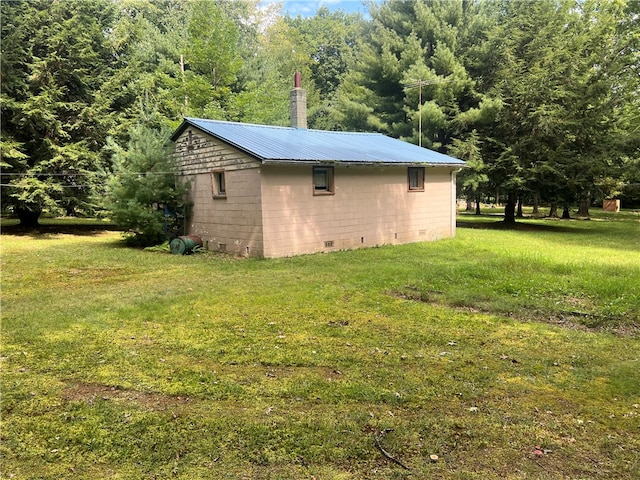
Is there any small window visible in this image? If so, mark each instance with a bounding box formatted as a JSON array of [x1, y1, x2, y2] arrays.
[[211, 170, 226, 198], [313, 166, 334, 195], [408, 167, 425, 191], [187, 130, 194, 149]]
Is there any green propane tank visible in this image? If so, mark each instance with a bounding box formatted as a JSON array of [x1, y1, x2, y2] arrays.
[[170, 235, 203, 255]]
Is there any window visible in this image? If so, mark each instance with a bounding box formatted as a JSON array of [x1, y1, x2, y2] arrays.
[[313, 166, 334, 195], [211, 170, 226, 198], [408, 167, 425, 191], [187, 130, 194, 149]]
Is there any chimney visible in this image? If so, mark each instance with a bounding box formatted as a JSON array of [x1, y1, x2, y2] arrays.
[[289, 71, 307, 129]]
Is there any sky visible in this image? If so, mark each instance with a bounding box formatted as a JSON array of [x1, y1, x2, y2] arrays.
[[260, 0, 378, 18]]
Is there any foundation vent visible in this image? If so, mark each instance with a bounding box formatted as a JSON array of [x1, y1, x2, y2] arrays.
[[324, 240, 334, 248]]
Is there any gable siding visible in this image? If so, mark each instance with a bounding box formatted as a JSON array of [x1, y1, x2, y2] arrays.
[[174, 129, 264, 256], [260, 165, 455, 258], [174, 129, 259, 174]]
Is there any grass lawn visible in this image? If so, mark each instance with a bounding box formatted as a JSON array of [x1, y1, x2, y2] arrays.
[[1, 211, 639, 479]]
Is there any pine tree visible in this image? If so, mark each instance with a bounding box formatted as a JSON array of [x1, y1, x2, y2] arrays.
[[486, 0, 638, 221], [450, 130, 488, 214], [330, 0, 500, 152], [106, 112, 188, 247], [1, 0, 116, 226]]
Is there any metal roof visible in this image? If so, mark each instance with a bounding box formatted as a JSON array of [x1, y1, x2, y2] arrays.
[[171, 117, 466, 167]]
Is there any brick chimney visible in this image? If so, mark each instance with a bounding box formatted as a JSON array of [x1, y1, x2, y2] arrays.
[[289, 71, 307, 129]]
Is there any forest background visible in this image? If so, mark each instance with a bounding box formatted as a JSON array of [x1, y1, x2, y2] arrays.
[[1, 0, 639, 229]]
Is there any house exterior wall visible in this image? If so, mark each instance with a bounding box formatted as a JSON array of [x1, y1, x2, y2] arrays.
[[173, 129, 264, 257], [173, 127, 458, 259], [260, 164, 456, 258]]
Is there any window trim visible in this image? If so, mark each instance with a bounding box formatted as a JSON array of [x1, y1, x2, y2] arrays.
[[312, 166, 335, 195], [408, 167, 425, 192], [211, 170, 226, 198]]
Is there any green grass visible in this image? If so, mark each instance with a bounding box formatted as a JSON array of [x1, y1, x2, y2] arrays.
[[1, 212, 639, 479]]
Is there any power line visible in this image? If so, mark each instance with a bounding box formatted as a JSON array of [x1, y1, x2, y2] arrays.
[[0, 183, 95, 188], [0, 172, 179, 176]]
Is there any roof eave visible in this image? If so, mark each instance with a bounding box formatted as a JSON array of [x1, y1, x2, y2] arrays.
[[261, 159, 467, 168], [169, 119, 190, 142]]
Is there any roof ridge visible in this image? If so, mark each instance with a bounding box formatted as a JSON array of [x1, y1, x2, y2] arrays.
[[185, 117, 383, 137], [185, 117, 290, 130]]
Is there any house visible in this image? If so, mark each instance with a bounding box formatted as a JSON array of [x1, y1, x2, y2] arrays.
[[170, 75, 465, 258]]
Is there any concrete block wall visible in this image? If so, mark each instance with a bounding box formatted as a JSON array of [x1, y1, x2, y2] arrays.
[[174, 129, 265, 257], [260, 165, 455, 258], [174, 128, 458, 259], [185, 168, 264, 257], [174, 129, 258, 174]]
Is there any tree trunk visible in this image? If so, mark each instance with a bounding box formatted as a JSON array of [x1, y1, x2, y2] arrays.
[[16, 207, 41, 228], [504, 191, 517, 224], [562, 205, 571, 219], [532, 192, 539, 215], [578, 191, 591, 217], [516, 194, 524, 218], [466, 198, 473, 211], [548, 202, 558, 218], [475, 196, 481, 215]]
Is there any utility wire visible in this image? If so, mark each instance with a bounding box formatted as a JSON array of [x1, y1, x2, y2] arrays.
[[1, 183, 97, 188], [0, 172, 179, 176]]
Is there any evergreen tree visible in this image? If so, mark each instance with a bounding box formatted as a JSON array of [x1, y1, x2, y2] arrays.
[[450, 130, 487, 214], [106, 113, 188, 247], [1, 0, 116, 226], [330, 0, 500, 152], [486, 0, 638, 221]]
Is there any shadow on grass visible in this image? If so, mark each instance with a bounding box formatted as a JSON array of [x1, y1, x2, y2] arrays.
[[1, 222, 122, 238], [457, 216, 594, 234]]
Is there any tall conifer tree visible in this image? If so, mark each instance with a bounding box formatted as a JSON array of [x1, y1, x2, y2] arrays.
[[1, 0, 116, 226]]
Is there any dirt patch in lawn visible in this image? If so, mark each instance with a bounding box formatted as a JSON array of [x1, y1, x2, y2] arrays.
[[387, 286, 638, 336], [63, 382, 193, 410]]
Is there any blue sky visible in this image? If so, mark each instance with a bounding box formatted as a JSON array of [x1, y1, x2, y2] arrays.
[[261, 0, 378, 18]]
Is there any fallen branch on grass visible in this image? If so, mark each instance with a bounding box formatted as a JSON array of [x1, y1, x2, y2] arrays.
[[375, 428, 411, 471]]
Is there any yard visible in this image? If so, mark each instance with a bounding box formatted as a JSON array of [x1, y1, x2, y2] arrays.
[[1, 212, 639, 479]]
